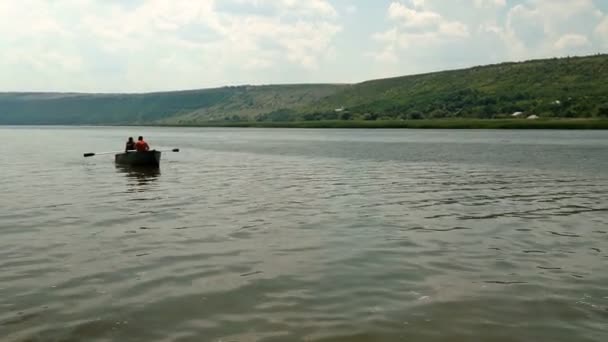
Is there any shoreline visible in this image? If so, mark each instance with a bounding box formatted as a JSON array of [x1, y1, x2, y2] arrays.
[[3, 119, 608, 129], [155, 118, 608, 129]]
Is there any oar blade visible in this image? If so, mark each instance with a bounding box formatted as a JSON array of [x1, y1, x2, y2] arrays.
[[172, 148, 180, 152], [83, 153, 95, 157]]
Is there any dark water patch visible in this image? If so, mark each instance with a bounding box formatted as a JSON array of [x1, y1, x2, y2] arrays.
[[484, 281, 529, 285], [172, 226, 190, 230], [1, 311, 41, 327], [424, 213, 455, 219], [406, 226, 472, 233], [275, 246, 323, 253], [549, 231, 581, 238]]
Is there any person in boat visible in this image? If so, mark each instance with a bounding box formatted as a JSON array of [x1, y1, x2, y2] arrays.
[[135, 136, 150, 152], [125, 137, 136, 151]]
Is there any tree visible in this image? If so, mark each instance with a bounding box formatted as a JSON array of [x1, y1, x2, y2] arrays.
[[363, 113, 378, 121], [597, 103, 608, 117], [340, 112, 353, 120], [408, 111, 423, 120]]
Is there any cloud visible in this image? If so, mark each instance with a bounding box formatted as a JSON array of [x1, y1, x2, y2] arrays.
[[506, 4, 546, 50], [372, 2, 470, 64], [473, 0, 506, 8], [219, 0, 338, 18], [438, 21, 469, 38], [508, 0, 600, 35], [499, 0, 604, 59], [383, 2, 470, 40], [595, 17, 608, 46], [1, 0, 607, 92], [554, 34, 590, 50], [0, 0, 342, 91], [299, 0, 339, 17], [411, 0, 426, 8], [265, 0, 338, 18], [388, 2, 442, 28]]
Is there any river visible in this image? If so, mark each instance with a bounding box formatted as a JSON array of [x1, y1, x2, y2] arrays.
[[1, 127, 607, 341]]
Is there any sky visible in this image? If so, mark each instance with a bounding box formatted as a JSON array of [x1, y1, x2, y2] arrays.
[[1, 0, 607, 92]]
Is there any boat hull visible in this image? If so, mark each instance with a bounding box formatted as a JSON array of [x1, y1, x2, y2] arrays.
[[115, 151, 161, 167]]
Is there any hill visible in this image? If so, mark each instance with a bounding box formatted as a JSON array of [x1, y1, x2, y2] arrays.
[[1, 54, 607, 125], [0, 84, 347, 125], [295, 54, 608, 121]]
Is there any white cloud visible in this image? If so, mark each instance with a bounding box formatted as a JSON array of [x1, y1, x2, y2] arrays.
[[272, 0, 338, 18], [473, 0, 506, 8], [0, 0, 342, 91], [1, 0, 606, 92], [223, 0, 337, 18], [367, 45, 398, 64], [554, 34, 590, 50], [367, 0, 605, 81], [371, 2, 470, 64], [438, 21, 469, 38], [501, 0, 603, 59], [410, 0, 426, 9], [595, 17, 608, 46], [388, 2, 442, 28]]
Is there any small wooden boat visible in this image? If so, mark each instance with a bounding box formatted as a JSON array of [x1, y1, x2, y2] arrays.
[[115, 150, 161, 167]]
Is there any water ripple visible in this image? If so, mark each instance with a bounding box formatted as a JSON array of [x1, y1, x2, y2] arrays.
[[1, 128, 607, 341]]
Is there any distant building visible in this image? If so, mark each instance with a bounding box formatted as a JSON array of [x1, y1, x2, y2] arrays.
[[334, 107, 345, 112], [527, 115, 539, 120], [512, 111, 523, 117]]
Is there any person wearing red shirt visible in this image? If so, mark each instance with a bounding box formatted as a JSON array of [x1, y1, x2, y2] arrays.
[[135, 136, 150, 152]]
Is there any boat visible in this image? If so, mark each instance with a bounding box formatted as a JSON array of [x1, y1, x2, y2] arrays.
[[115, 150, 161, 167]]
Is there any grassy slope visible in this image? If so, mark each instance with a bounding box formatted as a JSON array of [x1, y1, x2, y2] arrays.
[[0, 84, 346, 125], [1, 54, 607, 125], [301, 55, 608, 119], [160, 84, 347, 124], [0, 88, 235, 124]]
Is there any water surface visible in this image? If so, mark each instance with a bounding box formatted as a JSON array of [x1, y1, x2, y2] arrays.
[[1, 127, 607, 341]]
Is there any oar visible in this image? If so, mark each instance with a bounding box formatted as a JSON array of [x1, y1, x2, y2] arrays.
[[83, 150, 124, 157], [83, 148, 179, 157], [150, 148, 180, 153]]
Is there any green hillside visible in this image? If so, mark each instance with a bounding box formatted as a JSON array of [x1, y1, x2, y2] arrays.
[[0, 84, 346, 125], [162, 84, 347, 124], [294, 54, 608, 121], [1, 54, 607, 125]]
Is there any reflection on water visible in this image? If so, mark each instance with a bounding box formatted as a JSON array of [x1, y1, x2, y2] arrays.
[[115, 165, 160, 192]]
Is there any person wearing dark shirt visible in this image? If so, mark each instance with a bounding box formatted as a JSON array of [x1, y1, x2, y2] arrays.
[[135, 136, 150, 152], [125, 137, 136, 151]]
